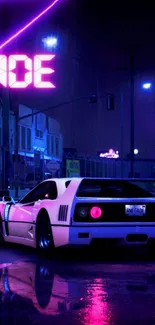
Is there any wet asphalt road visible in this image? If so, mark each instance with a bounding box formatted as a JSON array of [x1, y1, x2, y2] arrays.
[[1, 244, 155, 324]]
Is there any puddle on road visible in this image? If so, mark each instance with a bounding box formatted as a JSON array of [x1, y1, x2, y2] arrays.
[[0, 263, 12, 269], [0, 260, 155, 324]]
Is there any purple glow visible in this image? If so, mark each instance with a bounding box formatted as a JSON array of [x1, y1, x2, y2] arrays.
[[0, 0, 59, 50], [0, 54, 55, 88]]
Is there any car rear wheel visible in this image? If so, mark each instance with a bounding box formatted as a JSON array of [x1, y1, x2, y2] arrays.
[[36, 210, 54, 254]]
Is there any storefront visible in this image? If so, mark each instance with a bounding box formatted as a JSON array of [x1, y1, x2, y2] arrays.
[[9, 154, 61, 188]]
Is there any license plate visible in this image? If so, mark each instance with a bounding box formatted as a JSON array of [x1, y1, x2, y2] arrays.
[[125, 205, 146, 216]]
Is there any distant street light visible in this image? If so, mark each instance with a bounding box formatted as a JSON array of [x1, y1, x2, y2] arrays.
[[134, 148, 139, 155], [42, 36, 58, 49], [142, 82, 152, 90]]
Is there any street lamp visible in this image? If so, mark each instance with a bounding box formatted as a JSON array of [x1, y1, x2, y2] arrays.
[[142, 82, 152, 90], [42, 36, 58, 49], [134, 148, 139, 155]]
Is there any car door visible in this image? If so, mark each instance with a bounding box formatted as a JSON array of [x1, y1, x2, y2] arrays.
[[8, 181, 58, 239]]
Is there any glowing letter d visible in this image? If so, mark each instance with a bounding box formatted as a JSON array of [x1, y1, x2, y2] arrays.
[[9, 55, 32, 88]]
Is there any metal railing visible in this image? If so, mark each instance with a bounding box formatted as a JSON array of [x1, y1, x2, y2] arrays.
[[0, 147, 155, 199]]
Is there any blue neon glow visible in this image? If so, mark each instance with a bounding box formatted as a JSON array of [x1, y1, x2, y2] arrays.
[[142, 83, 152, 89], [42, 36, 58, 49]]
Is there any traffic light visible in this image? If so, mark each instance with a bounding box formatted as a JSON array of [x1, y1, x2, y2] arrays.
[[89, 95, 97, 104], [107, 93, 114, 110]]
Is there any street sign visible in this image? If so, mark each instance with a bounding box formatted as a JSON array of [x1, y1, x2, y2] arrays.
[[66, 159, 80, 177], [46, 160, 59, 173]]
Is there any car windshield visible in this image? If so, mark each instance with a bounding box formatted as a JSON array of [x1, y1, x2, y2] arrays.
[[76, 179, 155, 198]]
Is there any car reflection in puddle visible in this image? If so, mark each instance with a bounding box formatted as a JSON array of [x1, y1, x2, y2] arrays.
[[1, 261, 155, 324], [0, 261, 86, 318]]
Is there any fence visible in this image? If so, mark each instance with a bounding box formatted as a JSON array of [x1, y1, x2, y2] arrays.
[[63, 155, 155, 179], [0, 148, 155, 198]]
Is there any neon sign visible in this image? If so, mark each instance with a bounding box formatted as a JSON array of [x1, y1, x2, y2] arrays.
[[0, 0, 59, 50], [99, 149, 119, 159], [0, 54, 55, 88]]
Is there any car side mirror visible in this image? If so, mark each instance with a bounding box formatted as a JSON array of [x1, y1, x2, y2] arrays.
[[2, 196, 13, 202]]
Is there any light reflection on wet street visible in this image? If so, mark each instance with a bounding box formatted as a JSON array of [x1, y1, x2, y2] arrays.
[[1, 245, 155, 324]]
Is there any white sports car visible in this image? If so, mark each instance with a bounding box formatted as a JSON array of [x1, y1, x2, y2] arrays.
[[0, 177, 155, 251]]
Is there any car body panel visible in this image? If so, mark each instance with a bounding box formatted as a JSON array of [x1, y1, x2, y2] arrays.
[[0, 178, 82, 247], [1, 177, 155, 248]]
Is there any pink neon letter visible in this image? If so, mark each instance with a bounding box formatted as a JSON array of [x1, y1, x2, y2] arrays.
[[0, 55, 7, 87], [34, 55, 55, 88], [9, 55, 32, 88]]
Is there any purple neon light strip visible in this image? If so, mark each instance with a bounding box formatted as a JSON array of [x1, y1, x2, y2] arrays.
[[0, 0, 59, 50]]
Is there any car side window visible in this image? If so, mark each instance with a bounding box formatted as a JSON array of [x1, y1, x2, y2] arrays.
[[43, 181, 57, 200], [20, 181, 57, 204]]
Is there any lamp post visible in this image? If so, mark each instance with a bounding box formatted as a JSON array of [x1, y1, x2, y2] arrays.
[[120, 93, 124, 178], [0, 6, 11, 190], [130, 53, 135, 178]]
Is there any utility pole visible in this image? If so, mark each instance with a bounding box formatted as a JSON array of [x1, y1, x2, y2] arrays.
[[1, 89, 10, 189], [120, 93, 124, 178], [0, 6, 11, 190], [130, 53, 135, 178], [14, 101, 19, 199]]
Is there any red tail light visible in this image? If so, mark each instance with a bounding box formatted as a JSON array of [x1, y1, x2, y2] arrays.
[[90, 206, 102, 219]]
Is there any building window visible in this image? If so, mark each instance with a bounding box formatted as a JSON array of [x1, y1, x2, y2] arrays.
[[35, 129, 43, 139], [35, 115, 37, 129], [51, 135, 54, 155], [47, 134, 50, 155], [46, 116, 49, 132], [21, 126, 26, 150], [35, 129, 39, 137], [35, 114, 43, 139], [18, 125, 20, 149], [55, 137, 59, 157], [27, 128, 31, 150]]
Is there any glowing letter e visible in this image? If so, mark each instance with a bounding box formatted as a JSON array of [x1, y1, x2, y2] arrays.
[[9, 55, 32, 88], [34, 55, 55, 88], [0, 55, 7, 87]]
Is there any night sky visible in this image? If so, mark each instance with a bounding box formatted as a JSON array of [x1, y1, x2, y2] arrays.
[[1, 0, 155, 158]]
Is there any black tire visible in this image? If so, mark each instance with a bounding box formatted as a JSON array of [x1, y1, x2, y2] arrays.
[[36, 210, 54, 255]]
